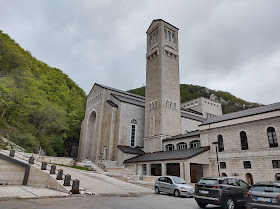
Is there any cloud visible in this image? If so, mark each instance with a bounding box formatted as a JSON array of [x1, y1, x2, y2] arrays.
[[0, 0, 279, 104]]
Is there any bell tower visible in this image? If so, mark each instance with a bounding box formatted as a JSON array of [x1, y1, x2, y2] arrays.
[[144, 19, 181, 153]]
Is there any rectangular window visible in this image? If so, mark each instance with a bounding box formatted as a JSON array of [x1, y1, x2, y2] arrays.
[[150, 35, 152, 45], [142, 164, 147, 175], [243, 161, 251, 169], [272, 160, 280, 168], [156, 30, 158, 41], [131, 125, 136, 147], [168, 31, 171, 41], [164, 29, 167, 39], [171, 33, 175, 43], [220, 162, 226, 169]]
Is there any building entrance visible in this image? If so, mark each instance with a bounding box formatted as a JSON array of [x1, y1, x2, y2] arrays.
[[151, 164, 162, 176], [190, 163, 203, 183]]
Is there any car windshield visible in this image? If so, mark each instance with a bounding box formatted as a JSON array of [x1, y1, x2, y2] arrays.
[[251, 185, 280, 192], [171, 176, 186, 184], [198, 179, 219, 185]]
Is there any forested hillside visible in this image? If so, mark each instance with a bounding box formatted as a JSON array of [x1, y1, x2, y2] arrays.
[[129, 84, 261, 114], [0, 31, 86, 156]]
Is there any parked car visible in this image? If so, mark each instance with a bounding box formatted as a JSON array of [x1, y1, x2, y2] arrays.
[[194, 176, 250, 209], [154, 176, 194, 197], [246, 181, 280, 209]]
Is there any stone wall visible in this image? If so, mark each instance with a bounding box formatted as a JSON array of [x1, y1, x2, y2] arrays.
[[181, 117, 201, 133], [0, 158, 25, 185], [201, 116, 280, 183]]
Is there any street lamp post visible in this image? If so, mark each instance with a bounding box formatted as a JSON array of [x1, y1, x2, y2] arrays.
[[212, 141, 220, 177]]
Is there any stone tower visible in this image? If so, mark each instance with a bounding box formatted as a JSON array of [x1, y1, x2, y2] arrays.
[[144, 19, 181, 153]]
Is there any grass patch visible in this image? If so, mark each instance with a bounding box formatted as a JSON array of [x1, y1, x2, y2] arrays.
[[54, 163, 92, 171]]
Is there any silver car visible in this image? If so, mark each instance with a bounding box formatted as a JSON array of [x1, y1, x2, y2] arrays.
[[155, 176, 194, 197]]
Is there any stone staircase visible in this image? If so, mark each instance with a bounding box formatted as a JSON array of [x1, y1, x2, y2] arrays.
[[95, 160, 155, 189]]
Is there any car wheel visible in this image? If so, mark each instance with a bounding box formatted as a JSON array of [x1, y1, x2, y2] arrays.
[[197, 202, 207, 208], [174, 189, 180, 197], [155, 187, 160, 194], [224, 197, 235, 209]]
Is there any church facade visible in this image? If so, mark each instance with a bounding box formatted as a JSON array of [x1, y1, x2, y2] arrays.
[[78, 19, 280, 184]]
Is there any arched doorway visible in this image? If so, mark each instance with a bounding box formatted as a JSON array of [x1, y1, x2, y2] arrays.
[[275, 173, 280, 181], [87, 111, 97, 161], [245, 173, 254, 185], [221, 173, 227, 177]]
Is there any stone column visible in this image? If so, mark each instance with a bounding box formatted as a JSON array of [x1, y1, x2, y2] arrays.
[[146, 163, 151, 176], [161, 163, 166, 176], [71, 179, 80, 194], [9, 150, 15, 157], [184, 162, 191, 184], [41, 162, 47, 170], [108, 107, 117, 160], [180, 162, 184, 179]]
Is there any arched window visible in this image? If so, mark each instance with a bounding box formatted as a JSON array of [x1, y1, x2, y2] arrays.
[[190, 140, 201, 148], [267, 127, 278, 147], [275, 173, 280, 181], [130, 120, 137, 147], [170, 102, 173, 108], [245, 173, 254, 185], [174, 103, 176, 110], [177, 142, 187, 150], [166, 100, 169, 107], [165, 144, 174, 151], [217, 134, 224, 152], [240, 131, 248, 150]]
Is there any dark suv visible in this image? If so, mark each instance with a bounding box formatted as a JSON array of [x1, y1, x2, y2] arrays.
[[246, 181, 280, 209], [194, 177, 250, 209]]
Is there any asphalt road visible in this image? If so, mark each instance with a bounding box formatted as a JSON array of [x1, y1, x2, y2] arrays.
[[0, 194, 222, 209]]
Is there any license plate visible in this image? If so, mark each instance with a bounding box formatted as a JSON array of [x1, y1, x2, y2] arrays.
[[199, 190, 209, 194], [257, 197, 272, 202]]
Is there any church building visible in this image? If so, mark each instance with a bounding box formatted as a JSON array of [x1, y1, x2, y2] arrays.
[[78, 19, 280, 184]]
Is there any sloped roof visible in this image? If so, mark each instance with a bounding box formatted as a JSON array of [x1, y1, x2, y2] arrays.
[[112, 94, 145, 107], [106, 100, 118, 108], [93, 83, 145, 100], [117, 145, 145, 155], [200, 102, 280, 126], [181, 107, 203, 116], [124, 146, 210, 163], [147, 19, 179, 33], [163, 130, 200, 142], [181, 111, 206, 122]]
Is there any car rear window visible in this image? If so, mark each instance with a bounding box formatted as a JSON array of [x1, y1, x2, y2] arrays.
[[198, 179, 219, 185], [251, 185, 280, 192]]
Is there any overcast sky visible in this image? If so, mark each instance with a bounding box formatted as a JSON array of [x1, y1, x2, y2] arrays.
[[1, 0, 280, 104]]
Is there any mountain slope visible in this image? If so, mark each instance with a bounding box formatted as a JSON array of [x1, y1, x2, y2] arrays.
[[128, 84, 261, 114], [0, 30, 86, 156]]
